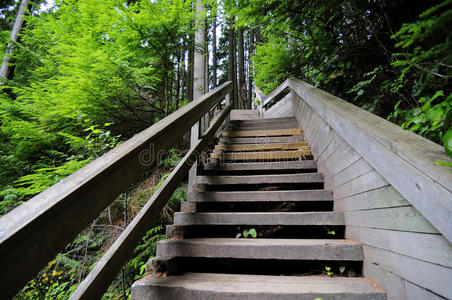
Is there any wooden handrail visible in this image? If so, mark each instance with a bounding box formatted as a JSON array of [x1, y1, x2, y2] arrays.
[[287, 77, 452, 243], [0, 81, 232, 299], [70, 104, 232, 299]]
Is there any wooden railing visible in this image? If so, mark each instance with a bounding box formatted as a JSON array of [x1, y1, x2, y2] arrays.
[[256, 77, 452, 243], [0, 82, 232, 299]]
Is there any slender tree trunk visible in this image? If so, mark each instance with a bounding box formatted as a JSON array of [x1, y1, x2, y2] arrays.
[[0, 0, 29, 82], [228, 18, 238, 109], [248, 28, 255, 105], [187, 32, 195, 102], [193, 0, 206, 100], [238, 27, 247, 109], [176, 50, 181, 110], [204, 15, 209, 92], [212, 10, 217, 87]]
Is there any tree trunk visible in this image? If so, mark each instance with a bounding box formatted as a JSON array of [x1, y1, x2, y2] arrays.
[[0, 0, 29, 82], [187, 32, 195, 102], [238, 27, 247, 109], [204, 15, 209, 92], [193, 0, 206, 100], [248, 28, 255, 106], [228, 18, 238, 109], [212, 10, 217, 87]]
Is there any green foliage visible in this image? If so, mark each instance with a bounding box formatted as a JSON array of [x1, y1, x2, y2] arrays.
[[237, 228, 257, 238], [325, 266, 333, 276]]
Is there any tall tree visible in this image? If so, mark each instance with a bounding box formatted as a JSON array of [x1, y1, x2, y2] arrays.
[[212, 7, 218, 87], [0, 0, 29, 82], [237, 26, 247, 109], [228, 18, 238, 108], [248, 28, 255, 105], [193, 0, 206, 99]]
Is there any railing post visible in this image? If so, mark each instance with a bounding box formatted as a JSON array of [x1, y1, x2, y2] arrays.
[[255, 86, 266, 118], [188, 121, 200, 198]]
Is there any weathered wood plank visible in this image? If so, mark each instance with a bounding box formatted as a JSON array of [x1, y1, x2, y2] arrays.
[[189, 190, 333, 202], [197, 173, 323, 185], [215, 142, 308, 152], [174, 212, 345, 226], [335, 185, 408, 212], [333, 170, 388, 200], [264, 93, 293, 118], [230, 109, 259, 121], [228, 122, 297, 130], [347, 226, 452, 268], [204, 160, 316, 172], [0, 81, 232, 299], [328, 158, 373, 191], [156, 238, 363, 261], [323, 142, 361, 185], [363, 260, 444, 300], [210, 150, 311, 160], [223, 128, 302, 137], [289, 77, 452, 242], [262, 79, 290, 108], [69, 104, 233, 300], [344, 206, 438, 233], [219, 136, 304, 144], [363, 245, 452, 299]]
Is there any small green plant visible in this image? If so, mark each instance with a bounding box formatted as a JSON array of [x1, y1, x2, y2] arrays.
[[325, 266, 333, 276], [324, 226, 335, 236], [339, 265, 346, 274], [236, 228, 257, 238]]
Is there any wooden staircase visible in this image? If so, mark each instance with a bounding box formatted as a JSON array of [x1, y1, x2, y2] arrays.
[[131, 116, 386, 299]]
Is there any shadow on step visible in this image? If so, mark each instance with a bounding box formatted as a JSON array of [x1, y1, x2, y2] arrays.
[[169, 225, 345, 239], [156, 258, 362, 278]]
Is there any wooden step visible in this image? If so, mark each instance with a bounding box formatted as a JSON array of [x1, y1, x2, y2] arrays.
[[210, 150, 310, 160], [132, 273, 386, 300], [227, 122, 298, 130], [197, 173, 323, 185], [155, 238, 363, 261], [188, 190, 333, 202], [219, 136, 304, 144], [174, 212, 344, 226], [230, 117, 297, 124], [222, 128, 302, 137], [204, 161, 316, 172], [215, 142, 308, 152]]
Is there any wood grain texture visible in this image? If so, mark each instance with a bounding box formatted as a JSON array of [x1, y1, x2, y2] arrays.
[[344, 206, 438, 233], [289, 77, 452, 242], [210, 150, 311, 160], [223, 128, 302, 137], [197, 173, 323, 185], [215, 142, 308, 152], [347, 226, 452, 268], [363, 245, 452, 299], [363, 260, 444, 300]]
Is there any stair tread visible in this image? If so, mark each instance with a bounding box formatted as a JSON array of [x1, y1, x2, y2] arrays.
[[197, 173, 323, 185], [215, 142, 309, 152], [174, 212, 344, 225], [219, 136, 304, 144], [132, 273, 386, 300], [204, 160, 316, 171], [189, 190, 333, 202], [156, 238, 363, 261], [223, 128, 302, 137]]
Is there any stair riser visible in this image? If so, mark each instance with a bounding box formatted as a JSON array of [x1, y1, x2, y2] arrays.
[[197, 173, 323, 185], [174, 212, 345, 226], [155, 240, 363, 261], [188, 190, 333, 202]]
